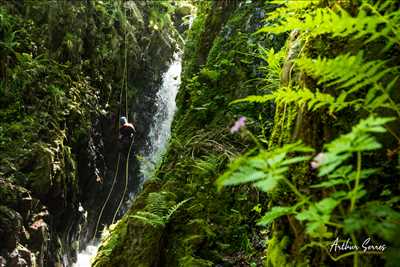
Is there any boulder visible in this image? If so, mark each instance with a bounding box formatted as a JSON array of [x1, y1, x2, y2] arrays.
[[0, 206, 23, 251]]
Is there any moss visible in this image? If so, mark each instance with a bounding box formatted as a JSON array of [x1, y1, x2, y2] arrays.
[[0, 179, 27, 208], [93, 209, 164, 267], [269, 104, 297, 148], [178, 256, 214, 267], [1, 0, 181, 264], [264, 234, 291, 267]]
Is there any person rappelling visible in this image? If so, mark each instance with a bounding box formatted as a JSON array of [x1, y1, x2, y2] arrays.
[[118, 116, 135, 154], [94, 116, 135, 240]]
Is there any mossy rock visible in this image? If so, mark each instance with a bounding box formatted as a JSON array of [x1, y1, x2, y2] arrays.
[[0, 205, 23, 251], [175, 5, 192, 18], [178, 255, 214, 267], [0, 179, 27, 208], [28, 143, 54, 196], [93, 217, 164, 267], [129, 179, 162, 212]]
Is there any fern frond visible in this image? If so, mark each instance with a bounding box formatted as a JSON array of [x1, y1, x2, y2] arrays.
[[319, 116, 395, 176], [258, 46, 285, 90], [164, 198, 192, 222], [216, 141, 314, 192], [259, 4, 400, 48], [130, 211, 165, 227], [231, 94, 275, 104], [296, 52, 395, 94], [266, 0, 319, 21], [146, 192, 170, 216], [269, 0, 319, 9], [232, 87, 355, 114], [130, 194, 190, 227]]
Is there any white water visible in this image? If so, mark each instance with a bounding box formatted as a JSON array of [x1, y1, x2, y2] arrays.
[[72, 54, 182, 267], [140, 53, 182, 179], [71, 243, 99, 267]]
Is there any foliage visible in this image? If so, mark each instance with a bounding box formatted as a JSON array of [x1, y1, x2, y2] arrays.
[[257, 46, 285, 91], [234, 48, 399, 117], [0, 0, 180, 265], [235, 1, 400, 121], [104, 2, 284, 265], [219, 116, 400, 262], [222, 1, 400, 265], [92, 0, 400, 266], [130, 192, 191, 228], [216, 142, 313, 192], [232, 86, 345, 114], [259, 1, 400, 49]]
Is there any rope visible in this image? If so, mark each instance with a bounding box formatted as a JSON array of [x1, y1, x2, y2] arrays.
[[124, 5, 128, 121], [111, 3, 131, 223], [92, 153, 121, 240], [122, 0, 129, 120], [112, 137, 134, 224], [93, 0, 131, 237], [110, 3, 132, 224]]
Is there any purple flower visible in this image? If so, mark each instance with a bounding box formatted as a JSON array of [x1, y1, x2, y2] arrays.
[[230, 116, 246, 133], [311, 153, 326, 169]]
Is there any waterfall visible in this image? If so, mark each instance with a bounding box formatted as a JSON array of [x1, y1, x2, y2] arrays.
[[140, 53, 182, 180], [72, 53, 182, 267], [72, 243, 98, 267]]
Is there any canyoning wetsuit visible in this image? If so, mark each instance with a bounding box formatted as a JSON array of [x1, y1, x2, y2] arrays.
[[119, 123, 135, 154]]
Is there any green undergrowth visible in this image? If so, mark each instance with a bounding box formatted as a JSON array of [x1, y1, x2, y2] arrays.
[[218, 1, 400, 266], [0, 0, 181, 264], [95, 1, 400, 266], [94, 1, 286, 266]]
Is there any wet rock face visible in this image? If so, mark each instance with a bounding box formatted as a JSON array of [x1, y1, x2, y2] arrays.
[[1, 0, 180, 265], [8, 245, 33, 267], [77, 49, 176, 246], [0, 179, 53, 266], [0, 206, 23, 251]]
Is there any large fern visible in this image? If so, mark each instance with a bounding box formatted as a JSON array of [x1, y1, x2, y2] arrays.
[[258, 47, 286, 91], [234, 51, 399, 114], [232, 86, 353, 114], [259, 2, 400, 49], [296, 52, 396, 93], [130, 191, 191, 228], [146, 192, 171, 216]]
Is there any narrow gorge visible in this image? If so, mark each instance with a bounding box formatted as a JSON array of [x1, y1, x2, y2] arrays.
[[1, 1, 399, 267]]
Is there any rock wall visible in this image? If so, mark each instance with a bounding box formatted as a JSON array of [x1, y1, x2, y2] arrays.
[[0, 1, 183, 265]]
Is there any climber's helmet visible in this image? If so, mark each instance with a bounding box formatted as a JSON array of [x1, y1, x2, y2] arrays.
[[120, 116, 127, 125]]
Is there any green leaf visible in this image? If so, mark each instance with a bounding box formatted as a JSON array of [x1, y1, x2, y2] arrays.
[[318, 116, 394, 176], [344, 202, 400, 241], [230, 94, 275, 105], [220, 168, 266, 186], [217, 141, 313, 192], [315, 198, 338, 213], [318, 154, 351, 177], [310, 179, 347, 188], [257, 206, 295, 226], [296, 206, 319, 222], [254, 178, 278, 192]]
